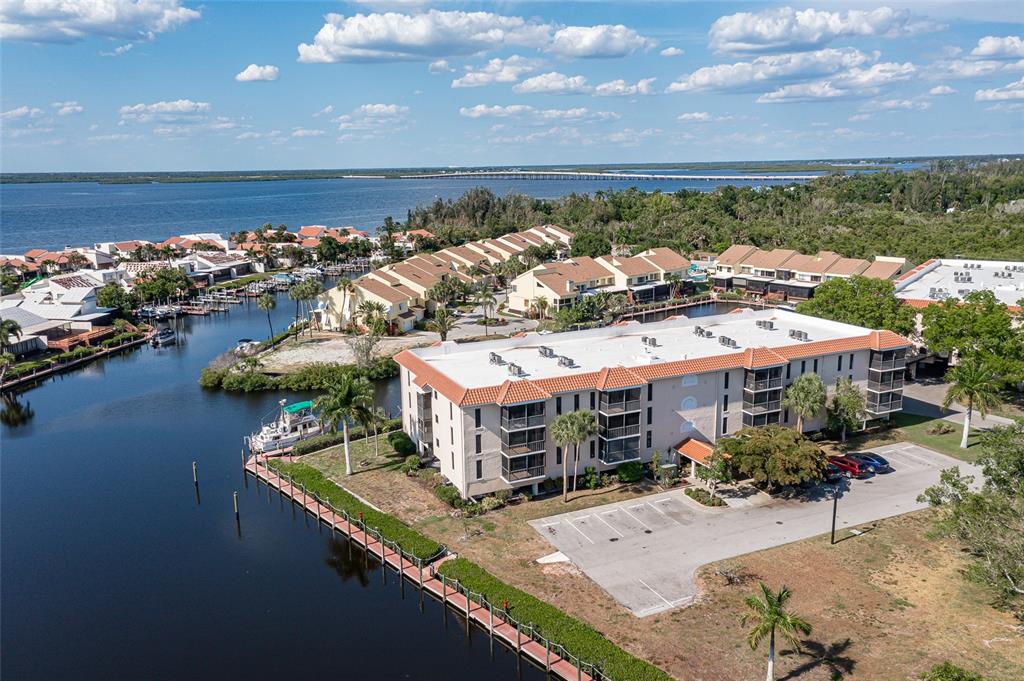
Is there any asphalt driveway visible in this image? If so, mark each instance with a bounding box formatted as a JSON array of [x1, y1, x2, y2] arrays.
[[530, 443, 982, 617]]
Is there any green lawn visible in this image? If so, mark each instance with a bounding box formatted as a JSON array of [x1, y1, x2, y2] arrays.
[[845, 412, 985, 462]]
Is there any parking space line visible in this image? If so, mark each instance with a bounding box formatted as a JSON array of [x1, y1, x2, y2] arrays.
[[540, 521, 561, 527], [637, 579, 673, 608], [646, 501, 681, 525], [566, 517, 595, 544], [620, 506, 653, 531], [595, 512, 624, 536]]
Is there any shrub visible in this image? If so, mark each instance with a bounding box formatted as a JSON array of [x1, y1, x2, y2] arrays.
[[437, 558, 672, 681], [600, 473, 616, 488], [480, 496, 504, 513], [616, 461, 644, 483], [685, 487, 727, 507], [434, 484, 464, 508], [461, 502, 483, 517], [220, 370, 276, 392], [920, 662, 986, 681], [926, 422, 956, 436], [390, 431, 416, 456], [400, 454, 421, 475], [268, 461, 441, 560], [291, 432, 346, 456], [580, 466, 602, 490], [494, 489, 511, 504]]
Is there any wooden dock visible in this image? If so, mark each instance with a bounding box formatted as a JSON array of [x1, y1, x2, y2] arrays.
[[245, 456, 604, 681]]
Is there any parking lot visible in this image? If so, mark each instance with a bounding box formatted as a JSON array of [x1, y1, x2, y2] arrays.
[[530, 443, 982, 617]]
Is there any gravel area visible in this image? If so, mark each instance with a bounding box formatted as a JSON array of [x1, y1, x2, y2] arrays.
[[260, 332, 433, 373]]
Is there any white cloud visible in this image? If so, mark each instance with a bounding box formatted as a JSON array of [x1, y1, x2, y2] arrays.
[[678, 112, 712, 122], [871, 98, 931, 111], [660, 47, 684, 57], [513, 71, 590, 95], [333, 103, 411, 140], [929, 58, 1024, 80], [929, 85, 956, 96], [975, 76, 1024, 101], [100, 43, 134, 57], [291, 128, 326, 138], [451, 55, 541, 88], [970, 35, 1024, 60], [547, 24, 655, 59], [235, 64, 279, 82], [313, 105, 334, 117], [428, 59, 453, 73], [458, 104, 618, 124], [297, 9, 549, 63], [1, 0, 200, 43], [848, 113, 874, 122], [52, 100, 84, 115], [1, 105, 44, 120], [708, 6, 940, 54], [118, 99, 211, 122], [757, 81, 847, 103], [985, 102, 1024, 113], [236, 130, 286, 144], [593, 78, 657, 97], [755, 60, 915, 103], [87, 133, 143, 142], [605, 127, 661, 146], [666, 47, 872, 93]]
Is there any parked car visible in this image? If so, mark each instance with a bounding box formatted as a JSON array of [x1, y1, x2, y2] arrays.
[[824, 462, 845, 483], [847, 452, 892, 473], [828, 455, 875, 479]]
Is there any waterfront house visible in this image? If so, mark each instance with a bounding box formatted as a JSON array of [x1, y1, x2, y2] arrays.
[[506, 257, 617, 315], [16, 271, 117, 330], [395, 308, 910, 499]]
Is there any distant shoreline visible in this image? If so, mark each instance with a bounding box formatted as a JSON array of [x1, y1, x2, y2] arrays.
[[0, 155, 974, 185]]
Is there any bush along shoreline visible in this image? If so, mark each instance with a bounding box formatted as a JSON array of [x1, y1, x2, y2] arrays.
[[199, 358, 399, 392]]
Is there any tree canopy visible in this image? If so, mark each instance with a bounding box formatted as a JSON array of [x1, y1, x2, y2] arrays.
[[796, 276, 915, 335], [717, 425, 828, 490]]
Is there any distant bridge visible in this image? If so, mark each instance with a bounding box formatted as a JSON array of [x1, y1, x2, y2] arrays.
[[399, 170, 820, 182]]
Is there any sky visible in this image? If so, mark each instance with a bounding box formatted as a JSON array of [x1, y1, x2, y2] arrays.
[[1, 1, 1022, 172]]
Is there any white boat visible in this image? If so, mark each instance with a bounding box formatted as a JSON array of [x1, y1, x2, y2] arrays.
[[150, 328, 177, 346], [247, 399, 323, 454]]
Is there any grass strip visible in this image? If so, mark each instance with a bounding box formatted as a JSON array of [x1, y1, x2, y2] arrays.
[[267, 460, 442, 561], [437, 558, 672, 681]]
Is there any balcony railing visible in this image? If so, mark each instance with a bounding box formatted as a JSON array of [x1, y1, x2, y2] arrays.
[[867, 377, 904, 392], [744, 377, 782, 391], [599, 423, 641, 440], [599, 446, 641, 465], [501, 439, 546, 457], [869, 358, 906, 371], [742, 412, 782, 427], [599, 399, 642, 414], [867, 398, 903, 414], [500, 455, 546, 483], [742, 400, 782, 415], [501, 414, 546, 431]]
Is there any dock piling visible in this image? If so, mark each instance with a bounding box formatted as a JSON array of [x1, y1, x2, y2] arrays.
[[233, 491, 239, 517], [192, 461, 198, 483]]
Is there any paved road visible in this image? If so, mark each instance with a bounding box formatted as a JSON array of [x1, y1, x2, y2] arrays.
[[530, 443, 982, 617], [902, 380, 1014, 429]]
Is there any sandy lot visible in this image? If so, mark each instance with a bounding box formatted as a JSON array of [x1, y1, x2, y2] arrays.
[[259, 332, 432, 373]]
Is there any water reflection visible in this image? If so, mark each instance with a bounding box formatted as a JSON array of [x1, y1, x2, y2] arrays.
[[0, 393, 34, 427], [324, 536, 373, 588]]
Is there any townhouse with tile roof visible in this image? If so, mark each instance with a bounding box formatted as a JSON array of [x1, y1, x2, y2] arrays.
[[395, 308, 911, 498]]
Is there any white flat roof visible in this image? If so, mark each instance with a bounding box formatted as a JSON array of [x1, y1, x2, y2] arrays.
[[413, 308, 880, 388], [895, 258, 1024, 308]]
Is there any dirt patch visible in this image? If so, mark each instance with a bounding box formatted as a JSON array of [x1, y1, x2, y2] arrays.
[[259, 332, 432, 374], [299, 449, 1023, 680]]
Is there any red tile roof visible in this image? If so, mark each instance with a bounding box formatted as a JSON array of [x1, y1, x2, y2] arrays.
[[675, 438, 715, 466]]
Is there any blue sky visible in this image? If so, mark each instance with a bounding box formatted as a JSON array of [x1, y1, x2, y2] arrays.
[[1, 1, 1022, 171]]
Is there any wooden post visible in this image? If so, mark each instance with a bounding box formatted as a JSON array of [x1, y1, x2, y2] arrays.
[[441, 575, 447, 625], [516, 621, 521, 653], [399, 551, 405, 599], [233, 491, 239, 518], [301, 482, 306, 509], [545, 641, 550, 672], [577, 657, 582, 681], [192, 461, 198, 483], [316, 494, 321, 524]]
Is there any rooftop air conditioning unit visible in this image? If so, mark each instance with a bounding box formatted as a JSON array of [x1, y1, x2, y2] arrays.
[[788, 329, 798, 338], [693, 326, 703, 336], [558, 356, 573, 367], [641, 336, 649, 344], [764, 320, 774, 330], [646, 337, 657, 347], [704, 330, 714, 338], [489, 352, 502, 365], [508, 363, 523, 376], [729, 339, 739, 348], [719, 335, 729, 345], [538, 346, 553, 357]]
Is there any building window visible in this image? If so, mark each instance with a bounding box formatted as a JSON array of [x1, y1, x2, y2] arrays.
[[784, 408, 790, 423], [434, 414, 438, 424], [849, 353, 855, 370], [646, 431, 652, 448], [556, 446, 562, 465], [449, 403, 453, 419], [450, 427, 454, 443], [590, 440, 595, 459], [849, 374, 853, 382], [647, 406, 652, 423], [474, 408, 481, 428], [813, 358, 818, 373], [801, 360, 806, 374], [590, 392, 596, 410], [451, 452, 454, 469], [475, 459, 482, 480], [436, 438, 440, 448], [647, 384, 653, 401], [723, 395, 729, 412], [721, 416, 728, 433], [475, 434, 481, 454], [838, 355, 843, 371], [556, 396, 562, 415], [786, 363, 791, 380], [574, 394, 580, 411], [724, 373, 730, 390]]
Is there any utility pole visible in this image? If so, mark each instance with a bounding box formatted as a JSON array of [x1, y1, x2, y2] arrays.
[[830, 483, 840, 545]]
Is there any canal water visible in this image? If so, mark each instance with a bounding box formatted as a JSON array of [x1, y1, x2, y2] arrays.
[[0, 290, 543, 680]]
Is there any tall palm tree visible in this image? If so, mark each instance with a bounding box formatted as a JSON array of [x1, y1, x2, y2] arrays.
[[315, 374, 374, 475], [474, 288, 496, 336], [357, 300, 387, 333], [781, 373, 827, 433], [1, 318, 24, 380], [302, 279, 324, 336], [942, 355, 1003, 450], [427, 307, 458, 341], [664, 272, 684, 298], [569, 411, 598, 493], [287, 284, 304, 340], [742, 583, 812, 681], [336, 277, 355, 327], [534, 295, 549, 320], [256, 293, 276, 341]]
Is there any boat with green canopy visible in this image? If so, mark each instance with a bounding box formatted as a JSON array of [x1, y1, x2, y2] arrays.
[[247, 399, 323, 454]]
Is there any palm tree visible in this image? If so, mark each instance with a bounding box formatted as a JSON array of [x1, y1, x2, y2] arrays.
[[569, 411, 598, 493], [427, 307, 458, 341], [781, 373, 827, 433], [551, 411, 597, 501], [358, 300, 388, 334], [336, 277, 355, 327], [664, 272, 685, 298], [474, 288, 496, 336], [942, 355, 1003, 450], [742, 583, 812, 681], [1, 318, 24, 380], [256, 293, 276, 341], [314, 374, 374, 475], [604, 293, 629, 320], [302, 279, 324, 336], [534, 295, 549, 320], [368, 405, 387, 459], [287, 284, 304, 340]]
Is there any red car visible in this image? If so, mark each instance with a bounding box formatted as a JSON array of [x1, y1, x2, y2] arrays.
[[828, 455, 875, 479]]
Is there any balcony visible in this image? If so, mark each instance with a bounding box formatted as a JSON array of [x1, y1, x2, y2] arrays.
[[742, 412, 782, 427], [867, 397, 903, 414], [867, 377, 904, 392], [501, 414, 546, 431], [599, 399, 642, 415], [501, 454, 546, 483], [869, 357, 906, 371], [742, 400, 781, 415], [744, 377, 782, 392], [599, 423, 642, 440], [501, 438, 546, 457], [599, 438, 641, 465]]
